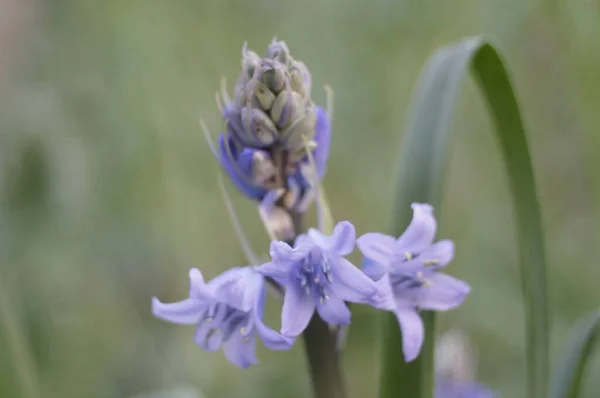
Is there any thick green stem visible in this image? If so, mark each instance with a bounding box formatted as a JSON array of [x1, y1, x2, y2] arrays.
[[302, 316, 347, 398], [287, 211, 346, 398], [379, 312, 435, 398]]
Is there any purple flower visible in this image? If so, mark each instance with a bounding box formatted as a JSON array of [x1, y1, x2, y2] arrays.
[[356, 203, 471, 361], [256, 221, 378, 337], [152, 267, 294, 368]]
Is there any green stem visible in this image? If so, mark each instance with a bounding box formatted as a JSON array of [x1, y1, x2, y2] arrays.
[[380, 312, 435, 398], [302, 316, 347, 398], [0, 275, 40, 398], [289, 211, 346, 398]]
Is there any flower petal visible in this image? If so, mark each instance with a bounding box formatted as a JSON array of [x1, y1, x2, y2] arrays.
[[400, 240, 455, 269], [270, 239, 312, 266], [362, 257, 388, 282], [281, 283, 315, 337], [152, 297, 205, 325], [394, 305, 424, 362], [321, 221, 356, 256], [188, 268, 212, 300], [316, 296, 351, 325], [208, 267, 259, 312], [194, 319, 224, 352], [330, 257, 378, 302], [356, 232, 395, 270], [368, 275, 396, 311], [255, 317, 295, 351], [223, 332, 258, 368], [218, 133, 266, 201], [394, 203, 437, 253], [254, 261, 289, 285], [416, 273, 470, 311]]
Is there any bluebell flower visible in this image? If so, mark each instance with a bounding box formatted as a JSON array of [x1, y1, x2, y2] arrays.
[[152, 267, 294, 368], [256, 221, 378, 337], [356, 203, 471, 361], [213, 40, 331, 212]]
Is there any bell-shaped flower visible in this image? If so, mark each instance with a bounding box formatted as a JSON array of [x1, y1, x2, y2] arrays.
[[356, 203, 471, 362], [256, 221, 378, 337], [152, 267, 294, 368]]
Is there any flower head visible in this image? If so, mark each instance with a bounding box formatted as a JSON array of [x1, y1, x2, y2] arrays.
[[256, 221, 378, 337], [214, 39, 331, 210], [356, 203, 471, 361], [152, 267, 294, 368]]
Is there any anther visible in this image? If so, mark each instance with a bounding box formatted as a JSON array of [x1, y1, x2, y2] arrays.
[[404, 252, 413, 260], [423, 259, 440, 266]]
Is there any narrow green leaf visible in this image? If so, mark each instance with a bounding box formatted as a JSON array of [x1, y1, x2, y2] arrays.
[[380, 37, 549, 398], [549, 309, 600, 398]]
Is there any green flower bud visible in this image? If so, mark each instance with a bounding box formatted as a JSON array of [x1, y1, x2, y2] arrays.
[[245, 79, 276, 111], [281, 106, 317, 151], [266, 38, 290, 65], [240, 106, 278, 147], [289, 60, 312, 97], [255, 59, 286, 94], [270, 90, 304, 129]]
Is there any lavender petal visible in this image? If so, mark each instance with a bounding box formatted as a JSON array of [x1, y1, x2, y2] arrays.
[[316, 296, 351, 325], [151, 297, 205, 325], [417, 273, 471, 311], [281, 283, 315, 337], [223, 333, 259, 368], [394, 203, 437, 253], [330, 257, 378, 301], [394, 305, 424, 362]]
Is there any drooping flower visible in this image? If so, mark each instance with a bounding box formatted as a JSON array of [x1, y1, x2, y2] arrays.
[[152, 267, 294, 368], [213, 39, 331, 211], [356, 203, 471, 361], [256, 221, 378, 337]]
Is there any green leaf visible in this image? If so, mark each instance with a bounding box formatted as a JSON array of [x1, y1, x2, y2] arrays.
[[549, 309, 600, 398], [379, 37, 549, 398]]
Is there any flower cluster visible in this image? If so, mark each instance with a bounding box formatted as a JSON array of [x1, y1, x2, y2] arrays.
[[153, 39, 472, 376], [213, 39, 330, 226], [152, 204, 471, 367]]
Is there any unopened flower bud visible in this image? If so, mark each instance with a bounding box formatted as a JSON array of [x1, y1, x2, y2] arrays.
[[270, 90, 304, 129], [289, 60, 312, 97], [255, 60, 286, 94], [240, 107, 278, 147], [245, 79, 276, 111], [266, 38, 290, 65], [281, 106, 317, 151]]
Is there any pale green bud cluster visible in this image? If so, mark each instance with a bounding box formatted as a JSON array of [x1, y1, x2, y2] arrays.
[[229, 39, 317, 154]]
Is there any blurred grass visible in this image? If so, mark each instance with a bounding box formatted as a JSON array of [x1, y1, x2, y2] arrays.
[[0, 0, 599, 397]]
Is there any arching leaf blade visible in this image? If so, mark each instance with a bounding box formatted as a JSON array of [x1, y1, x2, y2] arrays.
[[380, 37, 549, 398]]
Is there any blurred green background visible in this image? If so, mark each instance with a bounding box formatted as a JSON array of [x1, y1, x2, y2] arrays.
[[1, 1, 599, 397]]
